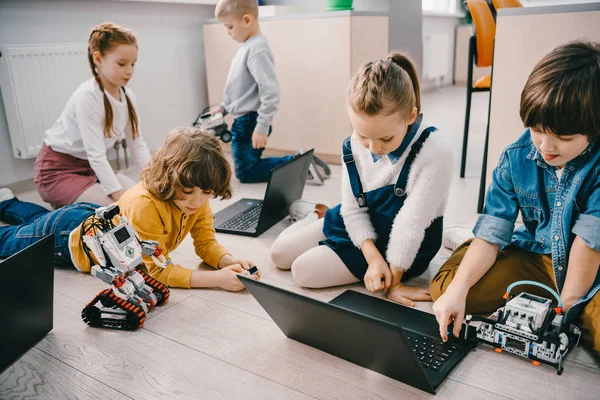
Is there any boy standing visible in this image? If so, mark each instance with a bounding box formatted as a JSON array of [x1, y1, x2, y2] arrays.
[[430, 40, 600, 357], [213, 0, 330, 184]]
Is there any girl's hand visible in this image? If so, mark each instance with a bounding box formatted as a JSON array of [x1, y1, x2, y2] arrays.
[[432, 286, 468, 342], [216, 264, 247, 292], [364, 257, 392, 292], [385, 267, 432, 307], [386, 283, 432, 307], [252, 131, 268, 149]]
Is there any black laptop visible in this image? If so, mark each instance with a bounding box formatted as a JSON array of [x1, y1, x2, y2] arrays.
[[214, 149, 314, 237], [239, 276, 473, 394], [0, 234, 54, 373]]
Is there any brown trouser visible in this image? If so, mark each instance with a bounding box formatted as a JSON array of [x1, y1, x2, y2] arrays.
[[430, 240, 600, 357]]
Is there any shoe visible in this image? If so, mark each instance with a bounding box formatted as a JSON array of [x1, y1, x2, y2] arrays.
[[311, 154, 331, 178], [289, 200, 329, 223], [0, 188, 14, 203], [442, 226, 474, 251], [296, 149, 331, 180]]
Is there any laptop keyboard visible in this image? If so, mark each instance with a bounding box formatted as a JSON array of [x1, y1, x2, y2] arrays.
[[407, 333, 457, 371], [218, 204, 262, 230]]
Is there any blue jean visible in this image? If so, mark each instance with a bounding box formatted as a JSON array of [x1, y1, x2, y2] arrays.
[[0, 198, 99, 267], [231, 112, 294, 183]]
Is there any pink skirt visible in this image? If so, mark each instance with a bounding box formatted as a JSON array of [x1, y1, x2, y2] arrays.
[[34, 144, 99, 209]]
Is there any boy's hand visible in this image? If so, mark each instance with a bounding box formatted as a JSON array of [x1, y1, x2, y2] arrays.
[[432, 286, 468, 342], [216, 264, 253, 292], [364, 257, 392, 292], [252, 131, 268, 149], [209, 105, 224, 116], [230, 257, 261, 279], [219, 254, 261, 279]]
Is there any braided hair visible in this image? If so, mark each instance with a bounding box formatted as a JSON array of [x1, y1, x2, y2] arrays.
[[88, 22, 139, 139], [347, 51, 421, 118]]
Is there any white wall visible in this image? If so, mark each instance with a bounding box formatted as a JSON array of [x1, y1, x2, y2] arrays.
[[0, 0, 215, 186], [264, 0, 424, 83]]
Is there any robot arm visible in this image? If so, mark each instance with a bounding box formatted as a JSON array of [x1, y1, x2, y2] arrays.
[[140, 240, 171, 268]]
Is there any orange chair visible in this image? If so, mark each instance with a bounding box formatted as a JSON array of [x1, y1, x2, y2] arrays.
[[492, 0, 522, 9], [460, 0, 496, 179], [474, 0, 521, 211]]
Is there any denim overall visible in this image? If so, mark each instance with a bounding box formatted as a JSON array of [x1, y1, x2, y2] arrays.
[[320, 127, 443, 280]]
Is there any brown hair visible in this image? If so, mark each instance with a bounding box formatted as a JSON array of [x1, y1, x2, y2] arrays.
[[141, 127, 232, 201], [520, 39, 600, 138], [88, 22, 139, 139], [215, 0, 258, 19], [347, 51, 421, 118]]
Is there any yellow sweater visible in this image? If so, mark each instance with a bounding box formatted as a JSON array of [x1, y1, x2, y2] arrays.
[[69, 182, 229, 288]]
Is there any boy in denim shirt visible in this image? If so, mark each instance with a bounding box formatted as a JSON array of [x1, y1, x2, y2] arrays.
[[212, 0, 330, 184], [430, 40, 600, 357]]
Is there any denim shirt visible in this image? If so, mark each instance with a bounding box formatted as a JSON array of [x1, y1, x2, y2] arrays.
[[474, 129, 600, 319]]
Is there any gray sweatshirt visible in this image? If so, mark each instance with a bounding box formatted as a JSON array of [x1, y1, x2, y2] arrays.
[[221, 34, 280, 134]]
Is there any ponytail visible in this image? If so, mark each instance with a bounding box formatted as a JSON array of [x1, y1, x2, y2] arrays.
[[389, 52, 421, 113]]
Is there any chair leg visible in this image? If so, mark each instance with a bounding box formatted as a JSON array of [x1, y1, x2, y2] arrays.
[[477, 80, 493, 214], [461, 87, 473, 178], [477, 122, 489, 214], [461, 36, 477, 179]]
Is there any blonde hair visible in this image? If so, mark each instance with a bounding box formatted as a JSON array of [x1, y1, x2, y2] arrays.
[[88, 22, 139, 139], [348, 51, 421, 118], [140, 127, 232, 201], [215, 0, 258, 19]]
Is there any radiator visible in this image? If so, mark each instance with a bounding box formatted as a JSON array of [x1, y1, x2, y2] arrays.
[[422, 33, 451, 81], [0, 43, 89, 159]]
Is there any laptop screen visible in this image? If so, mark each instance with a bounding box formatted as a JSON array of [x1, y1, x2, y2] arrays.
[[0, 234, 54, 373], [258, 149, 313, 232]]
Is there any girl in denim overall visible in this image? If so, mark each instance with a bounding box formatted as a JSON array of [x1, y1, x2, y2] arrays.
[[270, 52, 454, 306]]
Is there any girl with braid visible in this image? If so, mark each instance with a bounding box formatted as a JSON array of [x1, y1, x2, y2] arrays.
[[270, 51, 453, 306], [34, 22, 151, 209]]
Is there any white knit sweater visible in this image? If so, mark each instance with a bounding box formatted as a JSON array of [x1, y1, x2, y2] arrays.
[[339, 124, 454, 271], [44, 78, 151, 195]]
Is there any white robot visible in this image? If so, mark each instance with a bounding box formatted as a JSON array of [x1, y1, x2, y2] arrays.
[[192, 109, 232, 143], [80, 205, 171, 330], [465, 280, 581, 375]]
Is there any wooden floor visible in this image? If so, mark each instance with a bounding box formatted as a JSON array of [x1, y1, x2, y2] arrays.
[[2, 87, 599, 399]]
